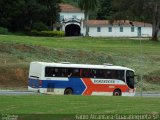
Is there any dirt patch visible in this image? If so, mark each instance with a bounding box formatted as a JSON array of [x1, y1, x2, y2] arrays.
[[0, 67, 28, 87], [145, 76, 160, 84], [15, 44, 33, 52], [15, 68, 28, 84], [144, 70, 160, 84]]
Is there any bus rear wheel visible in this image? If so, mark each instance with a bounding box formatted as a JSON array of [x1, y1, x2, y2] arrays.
[[64, 88, 73, 95], [113, 89, 121, 96]]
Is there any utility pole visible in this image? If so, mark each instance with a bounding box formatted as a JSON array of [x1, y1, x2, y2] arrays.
[[140, 39, 143, 96]]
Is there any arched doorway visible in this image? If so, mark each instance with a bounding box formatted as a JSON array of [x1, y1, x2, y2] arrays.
[[65, 24, 80, 36]]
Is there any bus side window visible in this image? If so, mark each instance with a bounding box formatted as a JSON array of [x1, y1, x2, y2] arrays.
[[96, 69, 104, 79], [45, 67, 54, 77], [68, 69, 72, 77], [73, 69, 80, 77], [82, 69, 95, 78], [82, 69, 87, 78], [53, 68, 59, 77], [117, 70, 125, 81], [45, 67, 50, 77], [54, 68, 68, 77], [111, 70, 118, 79], [61, 68, 68, 77], [105, 70, 112, 79], [68, 68, 80, 77], [92, 69, 96, 78], [104, 70, 117, 79]]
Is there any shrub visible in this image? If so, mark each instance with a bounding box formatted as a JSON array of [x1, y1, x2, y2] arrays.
[[41, 31, 65, 37], [30, 30, 65, 37], [32, 22, 48, 31], [30, 30, 41, 36], [0, 27, 9, 35]]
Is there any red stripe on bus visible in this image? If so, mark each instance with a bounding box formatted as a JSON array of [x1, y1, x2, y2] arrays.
[[82, 78, 129, 95]]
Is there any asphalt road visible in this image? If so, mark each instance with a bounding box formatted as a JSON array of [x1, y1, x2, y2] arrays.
[[0, 90, 36, 95], [0, 90, 160, 96], [135, 93, 160, 97]]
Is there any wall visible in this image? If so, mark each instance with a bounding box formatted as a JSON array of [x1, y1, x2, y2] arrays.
[[84, 26, 152, 37], [60, 12, 84, 21], [159, 30, 160, 37], [141, 27, 152, 37]]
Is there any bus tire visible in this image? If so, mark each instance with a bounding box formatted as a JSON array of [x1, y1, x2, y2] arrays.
[[113, 89, 121, 96], [64, 88, 73, 95]]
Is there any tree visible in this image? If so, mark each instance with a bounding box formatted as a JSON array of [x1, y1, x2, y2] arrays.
[[112, 0, 160, 41], [149, 0, 160, 41], [0, 0, 61, 31], [97, 0, 112, 20], [0, 0, 43, 31], [62, 0, 78, 6], [38, 0, 61, 30], [21, 0, 43, 30], [78, 0, 98, 36], [0, 0, 25, 29]]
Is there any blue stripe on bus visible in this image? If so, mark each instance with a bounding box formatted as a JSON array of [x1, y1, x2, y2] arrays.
[[28, 79, 39, 88], [28, 78, 86, 95]]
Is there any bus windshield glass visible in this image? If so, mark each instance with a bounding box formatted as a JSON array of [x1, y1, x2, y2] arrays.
[[126, 70, 134, 89]]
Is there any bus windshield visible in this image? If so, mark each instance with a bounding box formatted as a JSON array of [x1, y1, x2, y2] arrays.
[[126, 70, 134, 89]]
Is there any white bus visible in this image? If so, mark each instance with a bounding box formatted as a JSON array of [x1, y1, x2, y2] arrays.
[[28, 62, 136, 96]]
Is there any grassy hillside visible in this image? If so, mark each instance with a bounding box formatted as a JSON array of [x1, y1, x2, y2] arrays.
[[0, 35, 160, 92]]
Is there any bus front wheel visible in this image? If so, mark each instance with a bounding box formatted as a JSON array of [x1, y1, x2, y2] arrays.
[[113, 89, 121, 96], [64, 88, 73, 95]]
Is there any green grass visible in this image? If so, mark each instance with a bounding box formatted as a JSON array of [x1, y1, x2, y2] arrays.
[[0, 35, 160, 67], [0, 35, 160, 54], [0, 95, 159, 114]]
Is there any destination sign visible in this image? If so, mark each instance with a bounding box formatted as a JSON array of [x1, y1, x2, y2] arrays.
[[94, 80, 115, 84]]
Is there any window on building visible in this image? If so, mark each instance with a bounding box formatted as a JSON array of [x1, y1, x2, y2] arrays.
[[120, 26, 123, 32], [97, 27, 101, 32], [108, 27, 112, 32], [131, 26, 134, 32], [60, 15, 64, 21]]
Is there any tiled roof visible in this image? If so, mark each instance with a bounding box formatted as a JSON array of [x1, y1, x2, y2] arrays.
[[85, 20, 152, 27], [59, 4, 82, 13]]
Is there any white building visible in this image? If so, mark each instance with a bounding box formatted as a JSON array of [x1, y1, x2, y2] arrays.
[[58, 4, 152, 37], [85, 20, 152, 37]]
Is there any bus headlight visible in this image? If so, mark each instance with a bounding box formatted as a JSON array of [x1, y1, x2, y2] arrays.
[[129, 89, 134, 93]]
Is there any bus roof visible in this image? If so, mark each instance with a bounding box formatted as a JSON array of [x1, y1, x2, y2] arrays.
[[31, 62, 134, 71]]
